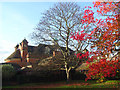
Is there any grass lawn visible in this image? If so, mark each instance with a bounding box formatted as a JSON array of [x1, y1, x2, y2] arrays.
[[57, 80, 120, 88], [2, 80, 120, 88]]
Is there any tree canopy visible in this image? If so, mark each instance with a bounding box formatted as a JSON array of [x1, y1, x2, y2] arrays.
[[32, 2, 92, 82]]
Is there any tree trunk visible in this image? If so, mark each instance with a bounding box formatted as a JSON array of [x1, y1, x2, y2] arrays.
[[66, 71, 70, 83], [64, 61, 71, 84], [66, 69, 71, 84]]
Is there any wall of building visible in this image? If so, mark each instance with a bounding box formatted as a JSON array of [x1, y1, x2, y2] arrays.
[[5, 58, 27, 67], [53, 51, 62, 57], [27, 58, 39, 64]]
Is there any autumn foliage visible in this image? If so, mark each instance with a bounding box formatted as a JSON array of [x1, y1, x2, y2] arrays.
[[71, 1, 120, 82], [91, 1, 119, 58], [85, 59, 120, 82]]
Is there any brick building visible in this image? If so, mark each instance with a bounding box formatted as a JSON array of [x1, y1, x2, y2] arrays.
[[5, 39, 73, 67]]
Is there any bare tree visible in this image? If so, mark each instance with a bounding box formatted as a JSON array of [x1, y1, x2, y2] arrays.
[[32, 2, 92, 82]]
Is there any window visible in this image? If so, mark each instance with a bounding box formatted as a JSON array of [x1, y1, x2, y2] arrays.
[[44, 47, 50, 54]]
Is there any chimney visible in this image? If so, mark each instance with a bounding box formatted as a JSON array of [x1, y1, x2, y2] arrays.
[[53, 51, 56, 57], [15, 44, 19, 51]]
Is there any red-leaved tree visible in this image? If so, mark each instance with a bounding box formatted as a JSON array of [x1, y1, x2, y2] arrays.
[[71, 1, 120, 82], [85, 59, 120, 82], [92, 1, 120, 60]]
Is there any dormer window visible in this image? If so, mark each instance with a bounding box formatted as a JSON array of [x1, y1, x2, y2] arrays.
[[24, 44, 27, 47], [45, 47, 50, 54], [56, 48, 60, 51]]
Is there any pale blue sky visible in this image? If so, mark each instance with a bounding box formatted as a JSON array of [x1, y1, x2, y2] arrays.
[[0, 1, 94, 63]]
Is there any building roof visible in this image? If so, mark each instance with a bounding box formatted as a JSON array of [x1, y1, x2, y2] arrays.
[[6, 49, 21, 60], [75, 63, 88, 71], [28, 44, 74, 58], [22, 39, 28, 43], [34, 56, 64, 71], [5, 42, 74, 61], [28, 45, 35, 53]]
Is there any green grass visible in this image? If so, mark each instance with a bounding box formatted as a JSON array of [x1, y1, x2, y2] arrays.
[[57, 80, 120, 88], [2, 80, 120, 88]]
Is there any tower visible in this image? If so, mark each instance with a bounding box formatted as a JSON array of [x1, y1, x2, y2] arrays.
[[20, 39, 28, 62]]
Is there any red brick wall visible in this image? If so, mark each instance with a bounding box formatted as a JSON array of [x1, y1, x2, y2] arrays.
[[6, 60, 27, 67], [19, 41, 28, 62], [27, 58, 39, 64]]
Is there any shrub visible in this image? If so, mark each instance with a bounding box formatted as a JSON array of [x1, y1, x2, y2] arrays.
[[2, 64, 16, 80], [85, 59, 120, 82]]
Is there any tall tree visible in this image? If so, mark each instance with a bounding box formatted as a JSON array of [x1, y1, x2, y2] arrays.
[[93, 1, 120, 60], [71, 1, 120, 82], [32, 2, 92, 82], [78, 1, 120, 61]]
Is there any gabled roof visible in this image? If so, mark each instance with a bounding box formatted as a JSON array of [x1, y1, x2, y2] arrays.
[[28, 44, 74, 58], [5, 42, 74, 60], [22, 39, 28, 43], [6, 49, 21, 60], [28, 45, 35, 53]]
